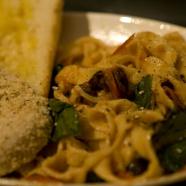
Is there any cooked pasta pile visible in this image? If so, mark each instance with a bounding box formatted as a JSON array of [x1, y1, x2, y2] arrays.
[[27, 32, 186, 183]]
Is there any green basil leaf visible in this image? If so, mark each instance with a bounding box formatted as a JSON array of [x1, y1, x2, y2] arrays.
[[49, 99, 81, 141], [49, 98, 71, 113], [153, 111, 186, 150], [52, 106, 81, 141], [159, 140, 186, 172], [152, 111, 186, 173], [134, 75, 152, 108]]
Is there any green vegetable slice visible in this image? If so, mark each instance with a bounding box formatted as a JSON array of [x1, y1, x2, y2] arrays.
[[134, 75, 152, 108]]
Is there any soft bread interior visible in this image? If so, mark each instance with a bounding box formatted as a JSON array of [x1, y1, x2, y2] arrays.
[[0, 0, 63, 96]]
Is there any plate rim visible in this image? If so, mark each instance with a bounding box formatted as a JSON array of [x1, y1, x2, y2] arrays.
[[62, 11, 186, 46], [64, 11, 186, 31]]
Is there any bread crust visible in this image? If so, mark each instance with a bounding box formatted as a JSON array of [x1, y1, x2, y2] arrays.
[[0, 0, 63, 96]]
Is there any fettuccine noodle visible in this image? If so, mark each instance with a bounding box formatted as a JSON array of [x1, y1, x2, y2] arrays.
[[27, 32, 186, 183]]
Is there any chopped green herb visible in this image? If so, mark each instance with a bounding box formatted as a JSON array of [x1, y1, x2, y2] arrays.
[[49, 99, 81, 141], [153, 111, 186, 150], [152, 111, 186, 173], [49, 98, 71, 113], [159, 140, 186, 172], [134, 75, 152, 108]]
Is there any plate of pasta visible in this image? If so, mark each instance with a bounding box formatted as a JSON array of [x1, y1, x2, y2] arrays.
[[2, 12, 186, 186]]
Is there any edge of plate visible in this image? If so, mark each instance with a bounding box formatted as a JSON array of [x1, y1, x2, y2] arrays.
[[62, 11, 186, 46], [64, 11, 186, 31]]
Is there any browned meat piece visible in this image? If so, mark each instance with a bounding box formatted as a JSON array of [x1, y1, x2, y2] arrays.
[[80, 67, 130, 99]]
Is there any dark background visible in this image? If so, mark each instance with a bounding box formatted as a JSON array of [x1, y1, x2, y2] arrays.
[[64, 0, 186, 27], [64, 0, 186, 185]]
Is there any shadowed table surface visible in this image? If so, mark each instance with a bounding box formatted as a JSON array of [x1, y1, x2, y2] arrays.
[[64, 0, 186, 186]]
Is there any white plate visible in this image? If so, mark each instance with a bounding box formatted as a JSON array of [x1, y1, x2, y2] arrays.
[[61, 11, 186, 47], [1, 11, 186, 186]]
